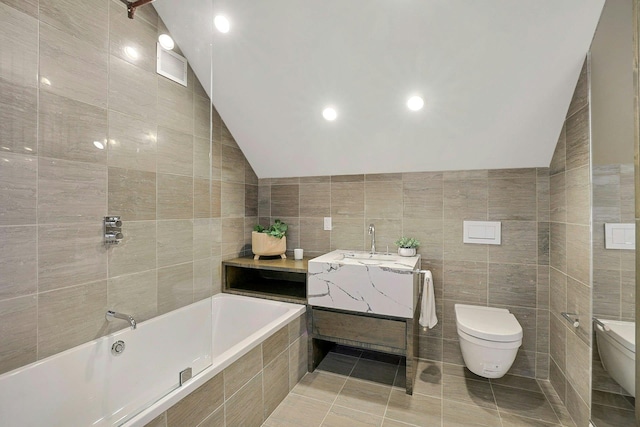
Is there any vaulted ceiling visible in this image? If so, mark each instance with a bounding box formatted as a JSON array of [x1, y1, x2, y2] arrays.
[[154, 0, 605, 178]]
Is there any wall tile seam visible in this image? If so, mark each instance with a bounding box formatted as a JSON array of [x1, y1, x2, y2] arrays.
[[0, 293, 38, 305], [35, 277, 107, 296], [36, 154, 110, 172]]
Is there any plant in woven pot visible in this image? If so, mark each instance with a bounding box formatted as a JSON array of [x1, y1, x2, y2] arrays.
[[394, 236, 420, 257], [252, 219, 288, 260]]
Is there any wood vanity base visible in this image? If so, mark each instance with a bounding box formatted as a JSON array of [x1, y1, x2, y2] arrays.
[[307, 306, 418, 394]]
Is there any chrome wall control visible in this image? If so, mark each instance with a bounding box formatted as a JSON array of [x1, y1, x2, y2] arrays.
[[111, 340, 126, 356], [104, 216, 124, 245], [179, 367, 192, 386]]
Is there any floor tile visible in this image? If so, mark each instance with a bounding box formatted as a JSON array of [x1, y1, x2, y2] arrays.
[[262, 352, 579, 427], [499, 412, 561, 426], [316, 352, 359, 376], [492, 384, 560, 424], [442, 399, 501, 426], [292, 371, 347, 403], [490, 374, 542, 393], [321, 405, 383, 427], [385, 389, 441, 427], [442, 362, 489, 382], [412, 360, 443, 398], [381, 420, 420, 427], [350, 358, 398, 385], [265, 394, 331, 427], [334, 378, 391, 417], [537, 380, 576, 427], [591, 403, 635, 427], [443, 374, 496, 409]]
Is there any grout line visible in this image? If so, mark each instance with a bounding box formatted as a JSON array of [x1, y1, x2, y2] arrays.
[[317, 350, 362, 426]]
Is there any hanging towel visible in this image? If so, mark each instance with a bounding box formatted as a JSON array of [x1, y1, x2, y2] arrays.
[[419, 270, 438, 330]]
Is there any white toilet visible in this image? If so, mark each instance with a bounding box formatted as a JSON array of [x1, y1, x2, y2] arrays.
[[594, 318, 635, 397], [455, 304, 523, 379]]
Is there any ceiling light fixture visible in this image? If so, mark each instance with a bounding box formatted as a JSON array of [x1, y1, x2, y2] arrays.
[[158, 34, 174, 50], [214, 15, 230, 33], [407, 96, 424, 111], [93, 141, 105, 150], [322, 107, 337, 121]]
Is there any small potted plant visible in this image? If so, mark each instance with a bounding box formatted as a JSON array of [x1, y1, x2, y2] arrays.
[[395, 236, 420, 257], [252, 219, 288, 260]]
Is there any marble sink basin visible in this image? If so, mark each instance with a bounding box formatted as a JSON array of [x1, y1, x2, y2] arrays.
[[307, 250, 421, 318]]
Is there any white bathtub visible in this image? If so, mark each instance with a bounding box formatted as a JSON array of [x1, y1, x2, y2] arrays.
[[0, 294, 305, 427]]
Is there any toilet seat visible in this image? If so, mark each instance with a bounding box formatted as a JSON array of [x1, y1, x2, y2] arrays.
[[455, 304, 522, 343]]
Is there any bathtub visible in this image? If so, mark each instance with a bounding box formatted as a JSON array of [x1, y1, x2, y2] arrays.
[[594, 318, 635, 397], [0, 294, 305, 427]]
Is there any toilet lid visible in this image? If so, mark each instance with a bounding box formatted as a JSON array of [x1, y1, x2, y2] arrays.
[[455, 304, 523, 342]]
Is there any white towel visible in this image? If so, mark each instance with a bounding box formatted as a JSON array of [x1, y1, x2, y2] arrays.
[[419, 270, 438, 330]]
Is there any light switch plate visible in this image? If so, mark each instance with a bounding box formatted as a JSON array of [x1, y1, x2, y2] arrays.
[[323, 217, 332, 231], [604, 223, 635, 250], [463, 221, 501, 245]]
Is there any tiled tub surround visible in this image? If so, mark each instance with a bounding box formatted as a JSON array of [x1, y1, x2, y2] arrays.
[[0, 0, 260, 375], [548, 58, 593, 426], [0, 294, 306, 427], [259, 168, 552, 381], [307, 250, 421, 318]]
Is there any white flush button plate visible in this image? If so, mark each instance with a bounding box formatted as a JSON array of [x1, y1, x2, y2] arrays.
[[463, 221, 501, 245], [604, 223, 635, 250]]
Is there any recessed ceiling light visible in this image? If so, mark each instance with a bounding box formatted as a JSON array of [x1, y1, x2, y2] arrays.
[[93, 141, 105, 150], [214, 15, 230, 33], [322, 107, 337, 121], [407, 96, 424, 111], [158, 34, 174, 50], [124, 46, 139, 60]]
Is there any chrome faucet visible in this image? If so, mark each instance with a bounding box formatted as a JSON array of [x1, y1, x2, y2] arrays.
[[368, 223, 376, 254], [106, 310, 137, 330]]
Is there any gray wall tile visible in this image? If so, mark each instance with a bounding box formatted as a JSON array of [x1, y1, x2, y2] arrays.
[[38, 158, 107, 224], [38, 223, 107, 292], [0, 152, 37, 225], [39, 23, 108, 108]]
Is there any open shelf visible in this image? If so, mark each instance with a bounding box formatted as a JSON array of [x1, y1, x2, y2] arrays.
[[222, 257, 308, 304]]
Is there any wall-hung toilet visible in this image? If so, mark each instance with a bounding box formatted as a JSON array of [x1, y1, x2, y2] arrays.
[[455, 304, 523, 379], [594, 318, 635, 397]]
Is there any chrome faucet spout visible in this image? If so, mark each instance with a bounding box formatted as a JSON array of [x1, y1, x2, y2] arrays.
[[106, 310, 137, 330], [368, 223, 376, 254]]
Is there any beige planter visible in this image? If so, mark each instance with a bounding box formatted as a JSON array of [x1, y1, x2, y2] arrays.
[[251, 232, 287, 260]]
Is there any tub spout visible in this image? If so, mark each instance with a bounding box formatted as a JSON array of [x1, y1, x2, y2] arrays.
[[106, 310, 137, 330]]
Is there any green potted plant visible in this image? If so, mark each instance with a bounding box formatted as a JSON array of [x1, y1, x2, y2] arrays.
[[252, 219, 288, 260], [395, 236, 420, 257]]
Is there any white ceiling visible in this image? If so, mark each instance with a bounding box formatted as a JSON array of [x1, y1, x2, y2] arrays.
[[154, 0, 605, 178]]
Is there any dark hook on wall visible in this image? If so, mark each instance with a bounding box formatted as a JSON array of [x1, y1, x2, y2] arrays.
[[120, 0, 156, 19]]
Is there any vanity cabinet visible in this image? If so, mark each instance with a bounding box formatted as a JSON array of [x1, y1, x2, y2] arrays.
[[307, 305, 420, 395], [222, 257, 307, 304]]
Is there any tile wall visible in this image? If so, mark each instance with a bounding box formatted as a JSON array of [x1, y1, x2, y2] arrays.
[[258, 169, 551, 380], [0, 0, 258, 375], [548, 58, 593, 426]]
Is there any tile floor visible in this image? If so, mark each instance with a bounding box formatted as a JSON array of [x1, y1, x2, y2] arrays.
[[590, 389, 635, 427], [263, 347, 579, 427]]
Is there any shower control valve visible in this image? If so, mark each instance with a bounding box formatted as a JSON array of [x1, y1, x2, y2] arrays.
[[104, 216, 124, 245]]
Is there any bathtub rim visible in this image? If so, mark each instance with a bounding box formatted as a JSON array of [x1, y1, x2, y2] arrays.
[[121, 293, 306, 427]]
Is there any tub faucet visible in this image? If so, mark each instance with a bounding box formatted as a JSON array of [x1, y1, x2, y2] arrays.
[[106, 310, 137, 330], [368, 223, 376, 254]]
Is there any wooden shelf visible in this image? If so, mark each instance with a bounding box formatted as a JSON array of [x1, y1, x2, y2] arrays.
[[222, 256, 308, 303]]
